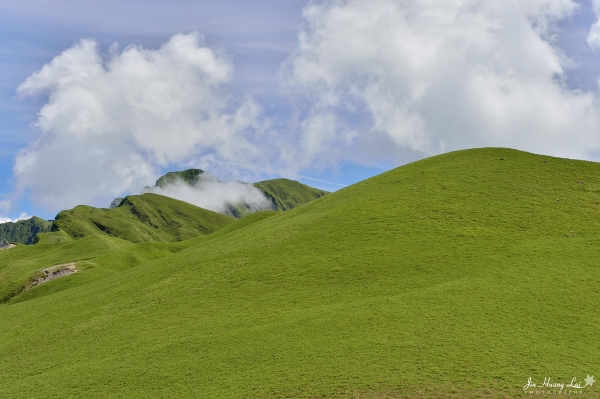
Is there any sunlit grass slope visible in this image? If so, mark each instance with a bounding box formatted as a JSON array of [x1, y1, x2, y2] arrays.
[[1, 148, 600, 398], [0, 194, 236, 304], [0, 211, 278, 305], [255, 178, 328, 210], [46, 192, 235, 243]]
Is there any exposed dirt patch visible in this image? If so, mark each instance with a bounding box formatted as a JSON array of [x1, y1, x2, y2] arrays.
[[0, 244, 16, 250], [1, 262, 78, 305], [32, 263, 77, 287]]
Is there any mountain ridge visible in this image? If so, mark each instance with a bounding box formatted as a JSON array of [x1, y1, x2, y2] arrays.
[[136, 169, 328, 218], [41, 193, 235, 244]]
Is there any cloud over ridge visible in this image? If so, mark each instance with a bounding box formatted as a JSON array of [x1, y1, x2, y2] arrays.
[[16, 32, 269, 211], [142, 175, 271, 216]]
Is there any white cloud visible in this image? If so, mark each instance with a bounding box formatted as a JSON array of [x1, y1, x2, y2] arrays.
[[143, 177, 271, 215], [283, 0, 600, 165], [0, 200, 30, 223], [14, 2, 600, 216], [0, 212, 30, 224], [16, 32, 271, 212]]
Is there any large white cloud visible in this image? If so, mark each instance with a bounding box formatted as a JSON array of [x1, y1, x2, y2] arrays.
[[142, 176, 271, 216], [16, 32, 270, 211], [283, 0, 600, 165]]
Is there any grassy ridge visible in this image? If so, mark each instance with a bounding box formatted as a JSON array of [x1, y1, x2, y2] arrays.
[[255, 178, 328, 211], [46, 193, 235, 243], [0, 148, 599, 398]]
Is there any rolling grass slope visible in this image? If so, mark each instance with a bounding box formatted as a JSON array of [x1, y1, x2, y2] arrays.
[[0, 211, 278, 306], [1, 148, 600, 398]]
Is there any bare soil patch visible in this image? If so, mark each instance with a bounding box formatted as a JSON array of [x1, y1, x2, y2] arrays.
[[32, 263, 77, 287]]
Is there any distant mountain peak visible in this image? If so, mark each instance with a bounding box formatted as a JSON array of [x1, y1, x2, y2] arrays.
[[0, 216, 52, 245], [155, 169, 219, 188], [109, 169, 329, 219]]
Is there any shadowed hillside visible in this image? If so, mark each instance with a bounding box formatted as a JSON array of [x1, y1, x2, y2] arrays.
[[0, 216, 52, 245]]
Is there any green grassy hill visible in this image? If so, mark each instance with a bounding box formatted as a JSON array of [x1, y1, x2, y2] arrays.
[[0, 216, 52, 245], [1, 148, 599, 398], [45, 193, 235, 244], [0, 210, 277, 306], [255, 178, 328, 210]]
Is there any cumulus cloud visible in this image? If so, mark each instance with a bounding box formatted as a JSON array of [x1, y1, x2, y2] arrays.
[[0, 212, 31, 224], [16, 32, 271, 212], [15, 2, 600, 216], [143, 176, 271, 215], [283, 0, 600, 165], [0, 200, 29, 223]]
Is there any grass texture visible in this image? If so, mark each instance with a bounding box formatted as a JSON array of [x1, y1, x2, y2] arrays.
[[0, 148, 599, 398]]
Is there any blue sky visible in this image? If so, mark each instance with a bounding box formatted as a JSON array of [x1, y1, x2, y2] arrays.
[[2, 0, 600, 221]]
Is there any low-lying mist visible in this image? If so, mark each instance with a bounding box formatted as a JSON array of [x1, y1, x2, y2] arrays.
[[142, 178, 272, 216]]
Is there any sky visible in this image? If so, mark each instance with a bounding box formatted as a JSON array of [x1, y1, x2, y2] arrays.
[[1, 0, 600, 221]]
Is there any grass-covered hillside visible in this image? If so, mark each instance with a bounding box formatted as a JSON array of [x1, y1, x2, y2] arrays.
[[1, 148, 599, 398], [255, 178, 328, 210], [44, 193, 235, 244], [0, 216, 52, 245]]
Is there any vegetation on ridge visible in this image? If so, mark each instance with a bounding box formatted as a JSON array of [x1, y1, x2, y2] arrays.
[[255, 178, 328, 211], [0, 216, 52, 245], [155, 169, 215, 188], [42, 193, 235, 244]]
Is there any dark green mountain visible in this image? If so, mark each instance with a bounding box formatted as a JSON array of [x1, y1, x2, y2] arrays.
[[0, 216, 52, 245], [155, 169, 217, 188]]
